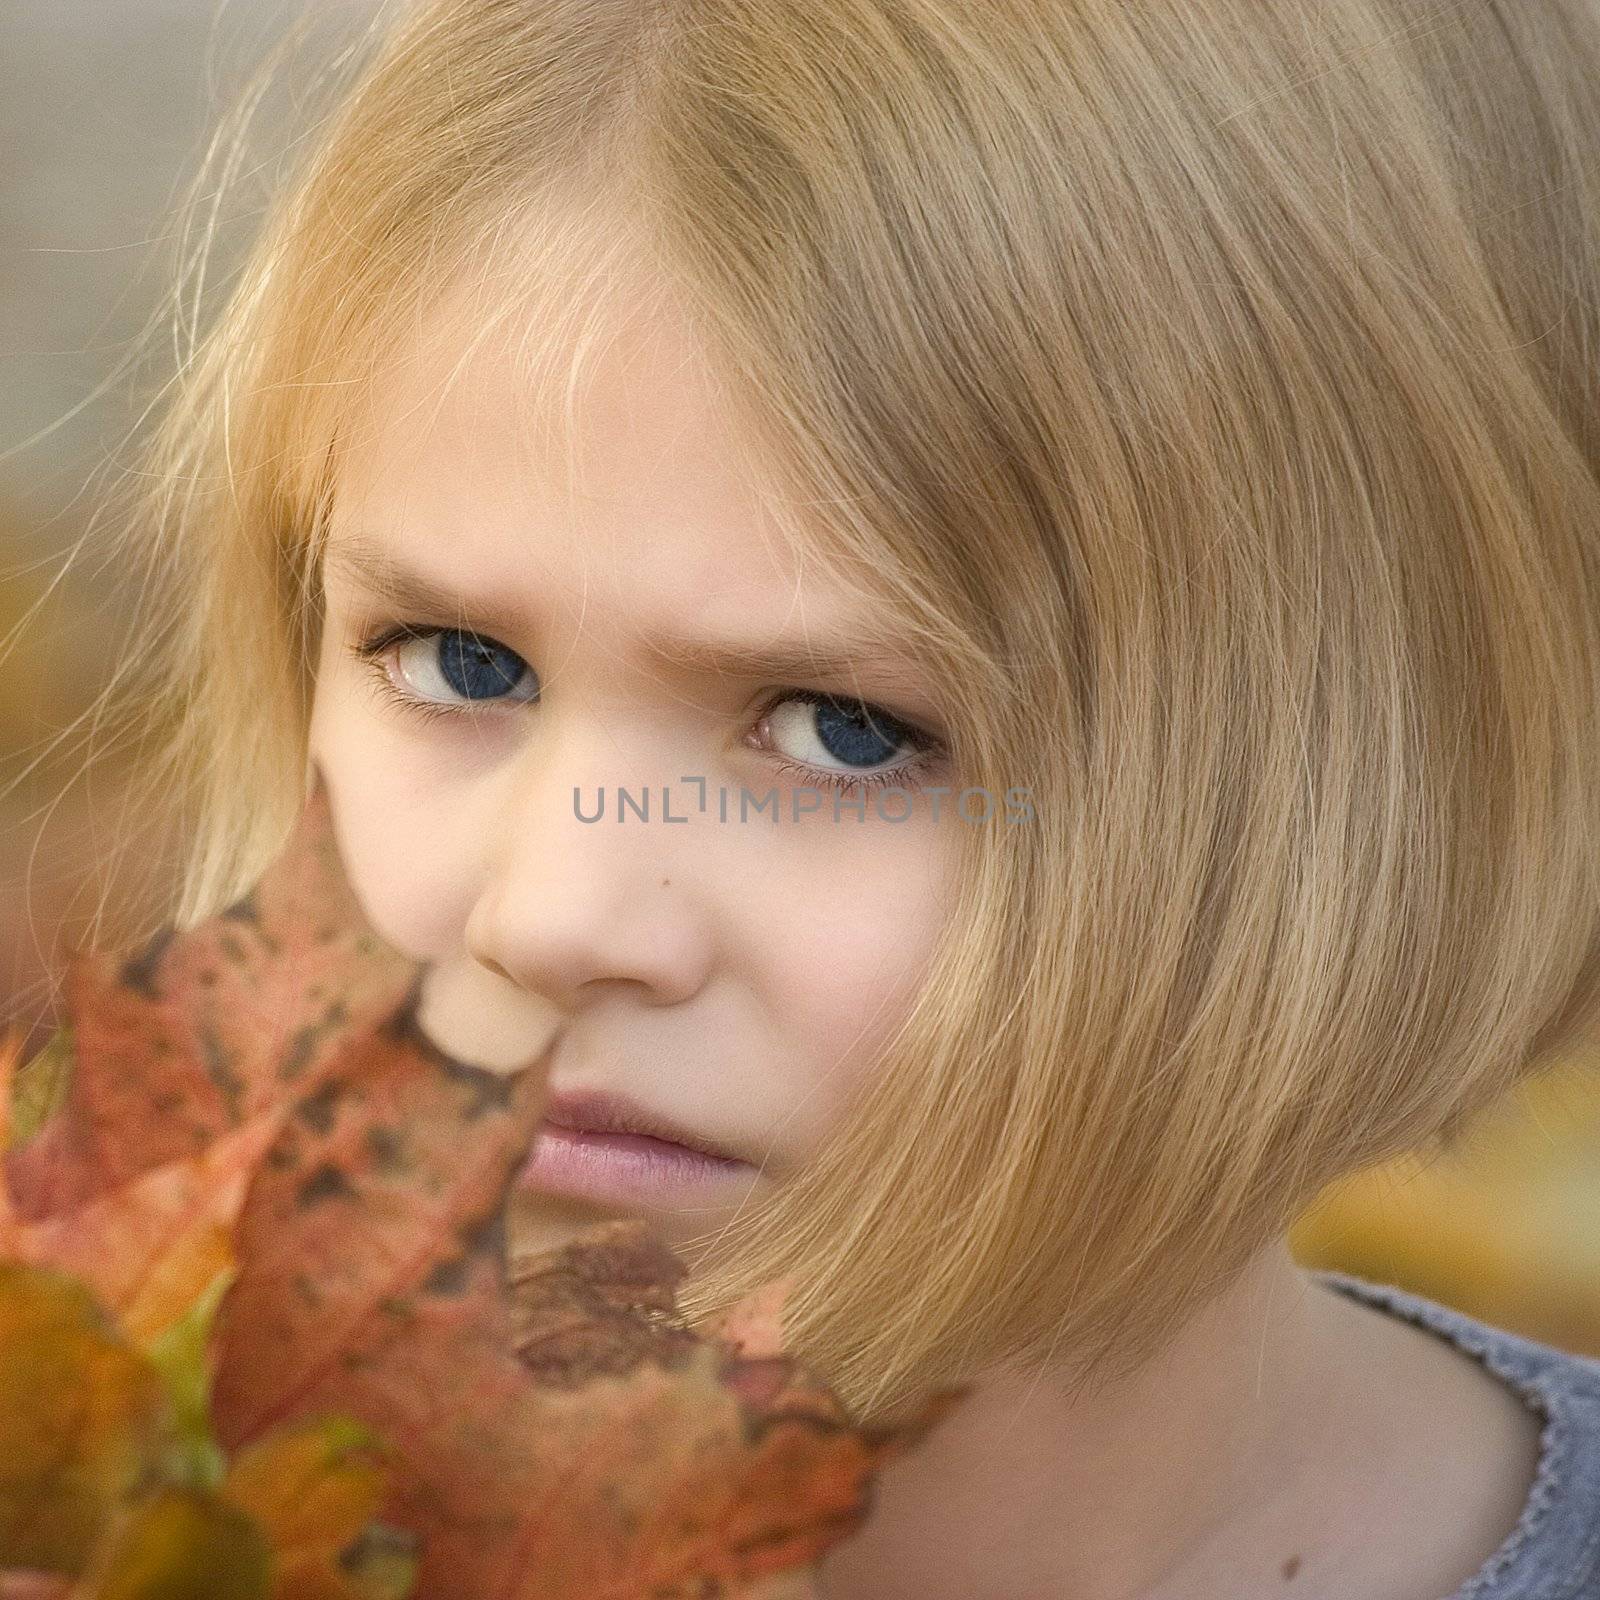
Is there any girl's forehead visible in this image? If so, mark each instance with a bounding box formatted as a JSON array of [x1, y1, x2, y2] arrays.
[[323, 271, 920, 691], [341, 257, 732, 497], [332, 265, 792, 585]]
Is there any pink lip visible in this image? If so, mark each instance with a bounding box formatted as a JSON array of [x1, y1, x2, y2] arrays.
[[513, 1084, 753, 1206], [539, 1086, 743, 1162], [514, 1121, 754, 1205]]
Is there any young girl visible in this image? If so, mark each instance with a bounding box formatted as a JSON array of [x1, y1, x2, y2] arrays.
[[46, 0, 1600, 1594]]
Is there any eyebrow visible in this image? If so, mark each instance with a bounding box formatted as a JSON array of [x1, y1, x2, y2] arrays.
[[320, 530, 939, 708]]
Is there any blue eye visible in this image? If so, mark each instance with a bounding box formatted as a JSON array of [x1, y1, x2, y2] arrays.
[[356, 624, 538, 710], [346, 622, 946, 796], [760, 689, 924, 775], [430, 628, 535, 702]]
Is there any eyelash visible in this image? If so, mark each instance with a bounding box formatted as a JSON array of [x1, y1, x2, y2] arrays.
[[346, 622, 948, 797]]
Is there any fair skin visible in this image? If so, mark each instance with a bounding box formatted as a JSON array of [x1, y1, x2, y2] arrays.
[[304, 250, 1544, 1599]]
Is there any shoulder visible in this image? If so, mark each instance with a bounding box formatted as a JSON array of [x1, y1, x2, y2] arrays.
[[1312, 1268, 1600, 1599]]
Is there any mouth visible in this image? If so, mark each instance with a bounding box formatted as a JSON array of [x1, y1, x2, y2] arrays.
[[513, 1086, 755, 1205]]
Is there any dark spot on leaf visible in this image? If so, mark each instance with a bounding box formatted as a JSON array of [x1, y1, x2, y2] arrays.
[[118, 926, 175, 999], [265, 1141, 300, 1171], [295, 1077, 344, 1135], [424, 1216, 505, 1296], [384, 982, 518, 1120], [297, 1162, 355, 1208], [378, 975, 430, 1049], [199, 1025, 247, 1124], [1282, 1554, 1302, 1581], [279, 996, 350, 1084], [279, 1024, 319, 1083], [220, 889, 259, 924], [463, 1210, 507, 1260], [510, 1223, 702, 1387], [338, 1522, 418, 1577], [423, 1254, 470, 1296], [363, 1123, 407, 1175], [441, 1056, 515, 1120], [218, 929, 248, 966]]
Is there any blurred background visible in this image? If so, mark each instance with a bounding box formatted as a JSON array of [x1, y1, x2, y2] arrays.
[[4, 0, 1600, 1358], [0, 0, 372, 1053]]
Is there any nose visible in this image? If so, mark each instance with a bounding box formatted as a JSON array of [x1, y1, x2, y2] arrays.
[[462, 723, 715, 1010]]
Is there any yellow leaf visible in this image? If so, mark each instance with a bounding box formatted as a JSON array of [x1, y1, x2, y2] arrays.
[[75, 1487, 271, 1600], [0, 1265, 174, 1575], [224, 1416, 415, 1600]]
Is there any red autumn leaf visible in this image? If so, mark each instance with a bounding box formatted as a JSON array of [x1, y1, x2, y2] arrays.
[[501, 1225, 967, 1595], [3, 780, 415, 1223], [3, 1114, 284, 1352], [0, 1035, 413, 1599], [8, 775, 969, 1598]]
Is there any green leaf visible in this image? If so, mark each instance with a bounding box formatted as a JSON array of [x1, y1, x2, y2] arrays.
[[8, 1027, 75, 1151], [141, 1264, 238, 1492]]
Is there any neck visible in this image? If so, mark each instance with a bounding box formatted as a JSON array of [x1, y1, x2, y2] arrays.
[[815, 1239, 1365, 1600]]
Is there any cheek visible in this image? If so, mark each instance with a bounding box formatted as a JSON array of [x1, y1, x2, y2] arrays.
[[305, 684, 482, 963], [743, 823, 955, 1131]]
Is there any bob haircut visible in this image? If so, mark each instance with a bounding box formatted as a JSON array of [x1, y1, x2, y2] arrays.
[[30, 0, 1600, 1423]]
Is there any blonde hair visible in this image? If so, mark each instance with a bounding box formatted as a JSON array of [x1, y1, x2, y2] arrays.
[[24, 0, 1600, 1422]]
